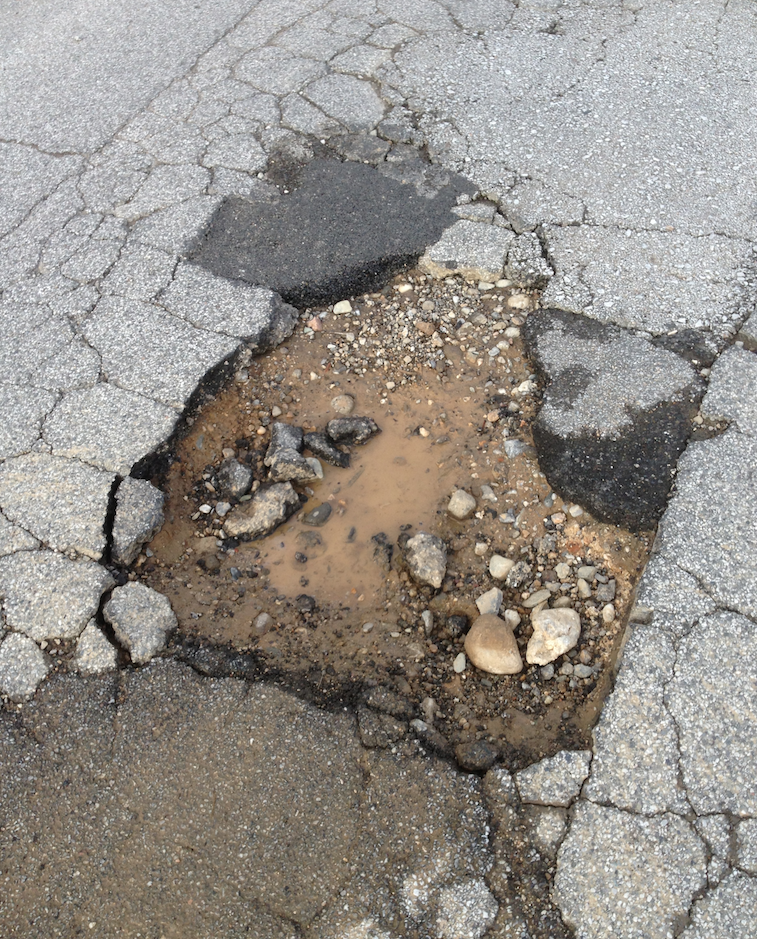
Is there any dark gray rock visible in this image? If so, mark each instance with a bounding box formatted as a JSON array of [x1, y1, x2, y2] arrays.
[[455, 740, 500, 774], [191, 158, 472, 307], [302, 503, 331, 526], [303, 431, 350, 467], [264, 422, 304, 463], [326, 416, 381, 445], [216, 458, 254, 499]]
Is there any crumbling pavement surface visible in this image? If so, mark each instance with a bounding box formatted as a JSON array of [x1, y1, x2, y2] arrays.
[[1, 0, 757, 936]]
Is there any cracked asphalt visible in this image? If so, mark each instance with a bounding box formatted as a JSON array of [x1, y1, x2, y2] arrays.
[[1, 0, 756, 936]]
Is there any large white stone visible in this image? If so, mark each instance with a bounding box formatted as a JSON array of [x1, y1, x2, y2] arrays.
[[526, 608, 581, 665]]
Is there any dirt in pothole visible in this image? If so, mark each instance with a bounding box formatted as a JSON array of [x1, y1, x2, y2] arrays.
[[141, 271, 653, 770]]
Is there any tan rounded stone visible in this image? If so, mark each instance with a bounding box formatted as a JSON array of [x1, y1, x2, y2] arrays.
[[464, 614, 523, 675]]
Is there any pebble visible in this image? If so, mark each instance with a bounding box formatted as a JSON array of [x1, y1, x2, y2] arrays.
[[326, 416, 380, 444], [503, 609, 521, 630], [476, 587, 503, 615], [216, 459, 254, 499], [474, 542, 488, 557], [331, 394, 355, 415], [479, 485, 498, 503], [199, 504, 212, 514], [504, 439, 528, 458], [271, 405, 282, 417], [507, 293, 530, 310], [447, 489, 477, 520], [333, 300, 352, 314], [488, 555, 514, 580], [223, 482, 300, 539], [596, 580, 616, 602], [523, 588, 551, 609], [453, 652, 467, 673], [362, 622, 374, 633], [555, 562, 572, 581], [573, 664, 593, 679], [215, 501, 231, 517], [302, 503, 332, 526], [254, 612, 272, 634], [464, 614, 523, 675], [577, 578, 592, 599], [505, 560, 531, 589], [526, 608, 581, 665], [568, 504, 583, 517], [403, 532, 447, 589], [421, 610, 434, 635], [540, 664, 555, 680], [304, 457, 323, 479], [602, 603, 616, 624], [577, 565, 597, 581]]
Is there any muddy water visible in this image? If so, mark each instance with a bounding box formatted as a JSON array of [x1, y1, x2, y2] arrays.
[[143, 272, 653, 767]]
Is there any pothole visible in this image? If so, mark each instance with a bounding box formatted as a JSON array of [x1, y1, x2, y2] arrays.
[[140, 270, 653, 771]]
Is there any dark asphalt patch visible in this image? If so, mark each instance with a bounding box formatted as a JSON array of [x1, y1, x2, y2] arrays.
[[190, 157, 473, 307], [524, 309, 704, 532]]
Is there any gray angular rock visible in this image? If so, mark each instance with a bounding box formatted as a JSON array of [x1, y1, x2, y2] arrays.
[[216, 458, 254, 499], [223, 483, 300, 540], [264, 423, 304, 465], [326, 416, 380, 445], [403, 532, 447, 589], [515, 749, 592, 807], [112, 477, 165, 566], [267, 447, 318, 483], [303, 432, 350, 468], [526, 608, 581, 665], [0, 550, 114, 641], [104, 582, 177, 665], [0, 633, 49, 701], [74, 620, 118, 675], [475, 587, 503, 616], [0, 453, 115, 560]]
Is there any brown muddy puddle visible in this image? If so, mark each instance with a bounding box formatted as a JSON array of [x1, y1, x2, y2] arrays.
[[142, 272, 653, 769]]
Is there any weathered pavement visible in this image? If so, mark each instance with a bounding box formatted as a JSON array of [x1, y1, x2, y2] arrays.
[[1, 1, 757, 936]]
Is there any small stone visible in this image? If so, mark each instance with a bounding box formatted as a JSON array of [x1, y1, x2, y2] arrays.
[[304, 457, 323, 479], [476, 587, 503, 615], [448, 489, 476, 520], [479, 485, 498, 503], [104, 582, 177, 665], [216, 458, 254, 498], [271, 405, 282, 418], [265, 423, 304, 461], [215, 501, 231, 517], [421, 610, 434, 635], [302, 503, 332, 526], [577, 565, 597, 581], [559, 662, 574, 676], [489, 554, 515, 580], [577, 578, 592, 599], [455, 740, 499, 773], [474, 542, 488, 557], [527, 608, 581, 665], [326, 416, 380, 445], [198, 503, 212, 514], [254, 612, 272, 634], [418, 426, 429, 437], [333, 300, 352, 314], [507, 293, 530, 310], [505, 560, 531, 589], [453, 652, 467, 673], [74, 620, 117, 675], [112, 478, 165, 567], [403, 532, 447, 589], [331, 394, 355, 415], [555, 562, 572, 581], [568, 504, 583, 517], [596, 579, 616, 602], [464, 613, 523, 675], [303, 432, 350, 468], [362, 622, 374, 633], [0, 633, 49, 701], [523, 588, 551, 609], [268, 447, 318, 483], [540, 664, 555, 680], [503, 609, 521, 630], [223, 483, 300, 539], [602, 603, 616, 624], [573, 664, 593, 678], [504, 439, 529, 458]]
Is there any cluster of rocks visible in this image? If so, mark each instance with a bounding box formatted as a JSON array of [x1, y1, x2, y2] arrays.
[[301, 273, 535, 383], [220, 416, 380, 541]]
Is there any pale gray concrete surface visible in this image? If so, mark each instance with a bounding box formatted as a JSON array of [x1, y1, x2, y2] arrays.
[[1, 0, 756, 936]]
